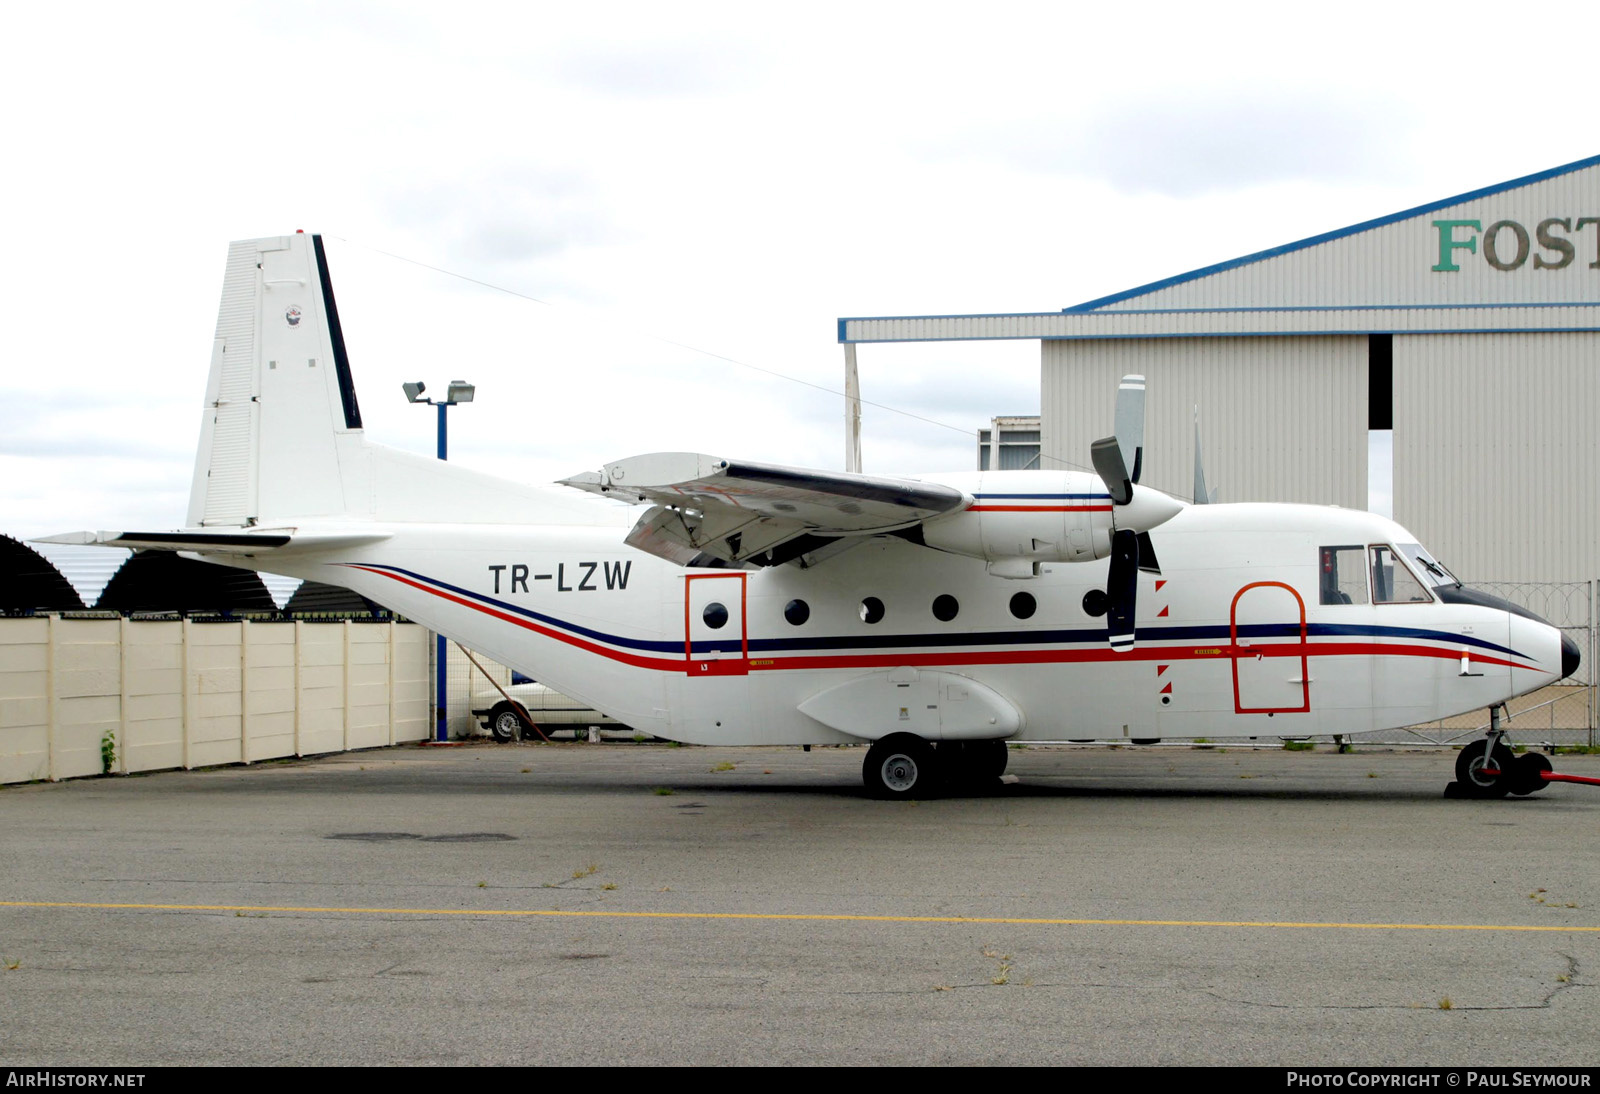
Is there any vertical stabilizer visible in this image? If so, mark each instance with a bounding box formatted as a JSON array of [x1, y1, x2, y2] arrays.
[[187, 234, 367, 526]]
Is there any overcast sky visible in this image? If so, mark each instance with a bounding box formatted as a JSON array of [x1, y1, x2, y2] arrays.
[[2, 1, 1593, 539]]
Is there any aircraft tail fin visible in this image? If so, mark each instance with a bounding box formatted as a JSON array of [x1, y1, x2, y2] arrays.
[[188, 233, 367, 527], [184, 233, 596, 532]]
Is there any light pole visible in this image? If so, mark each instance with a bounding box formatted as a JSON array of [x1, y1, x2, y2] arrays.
[[404, 380, 475, 742]]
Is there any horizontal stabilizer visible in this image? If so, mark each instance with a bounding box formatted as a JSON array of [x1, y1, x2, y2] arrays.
[[35, 528, 392, 555]]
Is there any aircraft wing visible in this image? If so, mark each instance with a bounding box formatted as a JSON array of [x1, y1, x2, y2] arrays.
[[560, 452, 970, 567]]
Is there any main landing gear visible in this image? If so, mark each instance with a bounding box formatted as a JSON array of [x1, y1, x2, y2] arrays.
[[862, 735, 1010, 799]]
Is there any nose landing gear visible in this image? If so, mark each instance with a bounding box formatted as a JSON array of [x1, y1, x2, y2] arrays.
[[1449, 705, 1599, 798]]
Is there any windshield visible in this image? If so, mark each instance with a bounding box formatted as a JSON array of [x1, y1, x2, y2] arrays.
[[1398, 542, 1460, 588]]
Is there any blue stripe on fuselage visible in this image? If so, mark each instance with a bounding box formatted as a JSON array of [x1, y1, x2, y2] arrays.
[[345, 563, 1528, 661]]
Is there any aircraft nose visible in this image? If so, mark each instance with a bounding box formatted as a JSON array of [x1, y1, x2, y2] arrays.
[[1561, 632, 1581, 680]]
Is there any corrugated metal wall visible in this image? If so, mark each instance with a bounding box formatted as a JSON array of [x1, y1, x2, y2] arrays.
[[1393, 331, 1600, 583], [1041, 336, 1368, 507], [0, 618, 431, 784]]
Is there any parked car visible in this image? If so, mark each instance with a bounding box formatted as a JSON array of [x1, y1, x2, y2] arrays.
[[472, 683, 638, 742]]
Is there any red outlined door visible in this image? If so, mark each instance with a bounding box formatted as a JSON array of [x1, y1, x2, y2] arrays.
[[684, 572, 749, 677], [1231, 581, 1311, 714]]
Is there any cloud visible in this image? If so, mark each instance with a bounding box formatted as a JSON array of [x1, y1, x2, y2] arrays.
[[936, 89, 1422, 199], [377, 165, 618, 266], [556, 41, 764, 98]]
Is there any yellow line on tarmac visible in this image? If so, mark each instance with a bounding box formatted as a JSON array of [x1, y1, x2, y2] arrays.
[[2, 900, 1598, 932]]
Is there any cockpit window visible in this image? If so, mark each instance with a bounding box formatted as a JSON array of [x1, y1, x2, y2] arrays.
[[1398, 542, 1460, 589], [1371, 545, 1432, 604], [1318, 545, 1369, 605]]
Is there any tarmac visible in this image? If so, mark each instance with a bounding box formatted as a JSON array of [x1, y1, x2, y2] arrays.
[[2, 741, 1598, 1067]]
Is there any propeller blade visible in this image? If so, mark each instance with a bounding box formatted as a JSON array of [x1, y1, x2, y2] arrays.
[[1107, 528, 1139, 652], [1091, 436, 1133, 506], [1115, 375, 1145, 484]]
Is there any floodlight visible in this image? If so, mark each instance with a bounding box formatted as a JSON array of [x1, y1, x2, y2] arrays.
[[402, 381, 427, 403], [446, 381, 476, 404]]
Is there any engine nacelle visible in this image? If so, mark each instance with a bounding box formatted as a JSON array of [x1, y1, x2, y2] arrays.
[[919, 470, 1114, 577]]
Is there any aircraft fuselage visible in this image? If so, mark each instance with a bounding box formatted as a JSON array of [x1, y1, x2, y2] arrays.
[[253, 500, 1568, 746]]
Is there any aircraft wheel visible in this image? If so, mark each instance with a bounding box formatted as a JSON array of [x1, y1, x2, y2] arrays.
[[1454, 740, 1514, 799], [972, 739, 1008, 780], [934, 740, 1007, 786], [864, 734, 938, 799], [488, 702, 531, 742], [1509, 752, 1553, 796]]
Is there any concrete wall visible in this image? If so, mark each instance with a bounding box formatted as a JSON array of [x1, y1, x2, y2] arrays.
[[0, 618, 430, 784]]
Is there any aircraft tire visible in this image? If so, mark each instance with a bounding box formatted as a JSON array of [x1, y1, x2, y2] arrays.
[[933, 740, 1007, 787], [1454, 740, 1514, 799], [864, 734, 938, 799], [489, 702, 531, 742], [971, 739, 1009, 780], [1508, 752, 1552, 796]]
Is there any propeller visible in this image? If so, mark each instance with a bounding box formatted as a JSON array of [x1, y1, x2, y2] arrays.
[[1106, 528, 1139, 653], [1115, 374, 1145, 486], [1086, 374, 1182, 652]]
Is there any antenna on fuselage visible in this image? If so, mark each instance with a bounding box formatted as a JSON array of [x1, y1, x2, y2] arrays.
[[1193, 405, 1218, 505]]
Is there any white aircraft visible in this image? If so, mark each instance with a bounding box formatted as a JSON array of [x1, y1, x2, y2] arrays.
[[44, 233, 1582, 799]]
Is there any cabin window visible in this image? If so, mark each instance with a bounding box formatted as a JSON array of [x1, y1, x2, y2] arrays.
[[1318, 545, 1368, 605], [859, 596, 885, 624], [1371, 545, 1431, 604], [783, 599, 810, 626], [932, 594, 960, 622], [702, 602, 729, 629], [1009, 592, 1037, 620]]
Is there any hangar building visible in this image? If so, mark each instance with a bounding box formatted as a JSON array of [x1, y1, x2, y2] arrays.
[[839, 154, 1600, 585]]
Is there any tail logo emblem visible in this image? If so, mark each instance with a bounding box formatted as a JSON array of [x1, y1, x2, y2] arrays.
[[284, 305, 302, 327]]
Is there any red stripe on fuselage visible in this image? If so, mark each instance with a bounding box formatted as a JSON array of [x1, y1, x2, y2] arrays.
[[966, 505, 1112, 513], [744, 641, 1527, 673], [342, 564, 684, 672]]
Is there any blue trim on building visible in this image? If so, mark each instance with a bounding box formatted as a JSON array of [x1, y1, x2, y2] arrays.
[[1077, 301, 1600, 316], [1065, 153, 1600, 312], [1035, 327, 1600, 341]]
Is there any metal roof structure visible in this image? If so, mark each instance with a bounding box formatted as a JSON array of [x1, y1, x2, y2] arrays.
[[838, 153, 1600, 343]]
